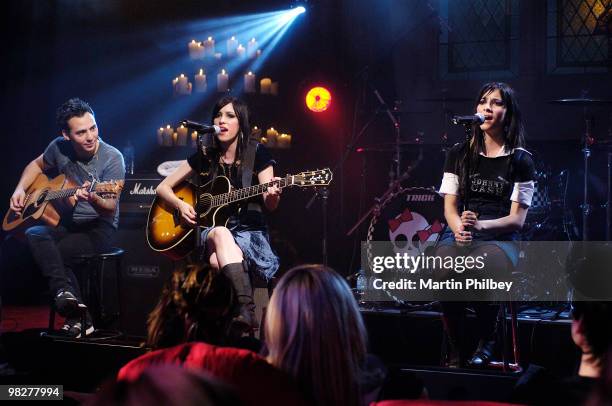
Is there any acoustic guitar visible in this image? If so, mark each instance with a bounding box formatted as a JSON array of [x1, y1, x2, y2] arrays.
[[2, 173, 124, 234], [146, 168, 333, 260]]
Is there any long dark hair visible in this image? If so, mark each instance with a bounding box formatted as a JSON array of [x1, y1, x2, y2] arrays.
[[207, 96, 250, 162], [457, 82, 526, 199]]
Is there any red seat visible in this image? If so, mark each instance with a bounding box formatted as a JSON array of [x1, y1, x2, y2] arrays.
[[372, 400, 523, 406], [118, 342, 307, 406]]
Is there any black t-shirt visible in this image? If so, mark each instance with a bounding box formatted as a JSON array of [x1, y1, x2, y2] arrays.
[[187, 143, 276, 189], [442, 142, 535, 219]]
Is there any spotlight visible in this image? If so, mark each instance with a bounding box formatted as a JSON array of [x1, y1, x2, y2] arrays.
[[295, 6, 306, 14], [306, 86, 332, 113]]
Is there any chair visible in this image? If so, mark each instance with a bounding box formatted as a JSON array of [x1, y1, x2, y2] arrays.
[[48, 247, 125, 337]]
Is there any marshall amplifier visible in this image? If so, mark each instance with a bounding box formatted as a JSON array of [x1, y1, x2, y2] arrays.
[[117, 174, 174, 337], [120, 174, 161, 215]]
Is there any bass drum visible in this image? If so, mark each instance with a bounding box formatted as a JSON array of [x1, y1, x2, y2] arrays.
[[366, 187, 446, 305]]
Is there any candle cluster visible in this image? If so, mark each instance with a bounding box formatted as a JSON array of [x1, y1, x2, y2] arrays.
[[172, 70, 278, 95], [188, 37, 261, 61], [259, 127, 292, 149], [157, 125, 199, 147]]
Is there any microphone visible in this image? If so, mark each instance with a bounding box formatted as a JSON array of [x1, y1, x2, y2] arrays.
[[181, 120, 221, 134], [451, 113, 485, 125]]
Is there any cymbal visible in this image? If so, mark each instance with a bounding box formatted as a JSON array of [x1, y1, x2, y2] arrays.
[[418, 97, 473, 102], [549, 98, 612, 105]]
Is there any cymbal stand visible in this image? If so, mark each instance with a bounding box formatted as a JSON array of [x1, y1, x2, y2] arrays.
[[581, 112, 593, 241], [373, 89, 401, 184]]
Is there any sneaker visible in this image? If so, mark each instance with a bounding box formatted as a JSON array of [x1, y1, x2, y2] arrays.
[[60, 315, 94, 338], [55, 289, 79, 317]]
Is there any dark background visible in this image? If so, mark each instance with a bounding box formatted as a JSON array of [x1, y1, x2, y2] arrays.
[[1, 0, 611, 282]]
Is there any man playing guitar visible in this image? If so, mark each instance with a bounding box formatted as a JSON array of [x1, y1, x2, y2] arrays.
[[8, 98, 125, 337]]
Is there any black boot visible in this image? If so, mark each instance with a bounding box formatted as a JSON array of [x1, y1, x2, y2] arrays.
[[468, 303, 500, 368], [440, 302, 466, 368], [468, 339, 496, 367], [221, 262, 257, 334]]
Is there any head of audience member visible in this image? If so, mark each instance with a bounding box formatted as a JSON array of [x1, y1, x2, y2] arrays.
[[88, 364, 242, 406], [585, 348, 612, 406], [264, 264, 368, 406], [571, 301, 612, 378], [147, 260, 236, 349], [566, 243, 612, 378]]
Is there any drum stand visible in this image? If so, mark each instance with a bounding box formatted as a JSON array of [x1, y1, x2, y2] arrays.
[[581, 114, 593, 241], [347, 88, 415, 236]]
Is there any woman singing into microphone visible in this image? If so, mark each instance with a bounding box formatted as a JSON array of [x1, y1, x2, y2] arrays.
[[156, 96, 281, 335], [437, 82, 535, 368]]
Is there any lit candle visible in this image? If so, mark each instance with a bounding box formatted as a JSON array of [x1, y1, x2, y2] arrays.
[[251, 125, 261, 138], [203, 36, 215, 57], [260, 136, 269, 146], [188, 40, 199, 59], [176, 125, 188, 146], [157, 127, 164, 146], [247, 37, 257, 58], [172, 77, 179, 96], [260, 77, 272, 94], [163, 125, 174, 147], [236, 44, 245, 58], [172, 131, 178, 145], [244, 71, 256, 93], [270, 81, 279, 96], [217, 69, 229, 92], [266, 127, 278, 147], [191, 131, 198, 147], [195, 69, 207, 93], [227, 36, 238, 57], [175, 74, 190, 95], [195, 41, 204, 59], [277, 133, 292, 149]]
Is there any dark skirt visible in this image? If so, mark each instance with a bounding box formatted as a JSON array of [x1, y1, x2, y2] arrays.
[[200, 215, 279, 281], [437, 227, 520, 268]]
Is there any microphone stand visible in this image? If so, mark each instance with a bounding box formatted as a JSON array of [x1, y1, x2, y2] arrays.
[[305, 188, 329, 266], [194, 134, 210, 249], [373, 89, 401, 183], [461, 124, 472, 212]]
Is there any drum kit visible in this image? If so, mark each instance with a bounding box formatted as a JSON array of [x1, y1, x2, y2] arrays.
[[349, 93, 612, 307]]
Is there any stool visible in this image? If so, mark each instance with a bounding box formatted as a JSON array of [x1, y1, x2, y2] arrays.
[[48, 247, 125, 335], [251, 274, 277, 340], [488, 301, 522, 373]]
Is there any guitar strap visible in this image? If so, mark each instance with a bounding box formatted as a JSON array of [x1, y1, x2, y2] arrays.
[[241, 137, 258, 188]]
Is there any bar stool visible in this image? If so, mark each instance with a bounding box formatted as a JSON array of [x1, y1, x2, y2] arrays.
[[251, 274, 277, 340], [48, 247, 125, 336]]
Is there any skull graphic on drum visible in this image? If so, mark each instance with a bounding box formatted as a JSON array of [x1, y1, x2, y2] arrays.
[[388, 208, 443, 255]]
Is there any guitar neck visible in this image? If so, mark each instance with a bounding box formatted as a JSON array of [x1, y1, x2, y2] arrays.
[[45, 187, 81, 201], [210, 175, 292, 207], [43, 181, 119, 202]]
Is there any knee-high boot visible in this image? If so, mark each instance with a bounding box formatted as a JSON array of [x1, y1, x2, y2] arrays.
[[468, 302, 500, 367], [221, 262, 257, 332], [440, 302, 467, 368]]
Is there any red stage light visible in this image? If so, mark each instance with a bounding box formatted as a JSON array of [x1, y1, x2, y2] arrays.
[[305, 86, 332, 112]]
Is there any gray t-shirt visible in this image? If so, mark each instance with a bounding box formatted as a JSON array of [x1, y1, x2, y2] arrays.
[[43, 137, 125, 228]]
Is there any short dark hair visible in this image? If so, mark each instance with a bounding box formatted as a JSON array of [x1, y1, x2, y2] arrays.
[[56, 98, 94, 133], [572, 301, 612, 361]]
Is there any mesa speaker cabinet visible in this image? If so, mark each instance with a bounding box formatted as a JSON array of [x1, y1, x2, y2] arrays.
[[117, 175, 175, 338]]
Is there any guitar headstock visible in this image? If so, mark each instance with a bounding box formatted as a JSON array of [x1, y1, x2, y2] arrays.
[[95, 180, 125, 199], [293, 168, 333, 187]]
